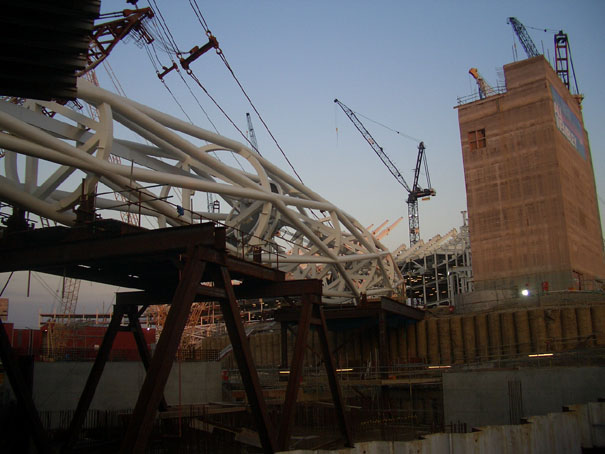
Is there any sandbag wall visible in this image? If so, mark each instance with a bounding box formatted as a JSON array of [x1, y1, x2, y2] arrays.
[[197, 304, 605, 368]]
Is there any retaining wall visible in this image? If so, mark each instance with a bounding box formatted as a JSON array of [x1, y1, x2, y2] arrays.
[[284, 401, 605, 454], [0, 361, 222, 412], [203, 303, 605, 368]]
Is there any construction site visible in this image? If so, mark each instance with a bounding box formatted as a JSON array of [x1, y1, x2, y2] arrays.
[[0, 2, 604, 453]]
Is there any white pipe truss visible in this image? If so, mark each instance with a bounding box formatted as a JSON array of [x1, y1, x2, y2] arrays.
[[0, 79, 403, 303]]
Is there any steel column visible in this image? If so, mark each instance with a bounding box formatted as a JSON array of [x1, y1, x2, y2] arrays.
[[120, 248, 206, 453], [125, 306, 168, 412], [63, 305, 125, 451], [378, 310, 389, 374], [217, 265, 277, 454], [280, 321, 288, 369], [316, 304, 353, 447], [0, 319, 50, 454], [277, 297, 314, 450]]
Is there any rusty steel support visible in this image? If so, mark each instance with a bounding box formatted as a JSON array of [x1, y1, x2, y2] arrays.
[[316, 304, 353, 448], [277, 297, 314, 451], [378, 310, 389, 376], [217, 266, 277, 454], [63, 305, 125, 451], [125, 305, 168, 412], [277, 296, 353, 451], [120, 248, 206, 454], [0, 319, 51, 454], [280, 321, 288, 369]]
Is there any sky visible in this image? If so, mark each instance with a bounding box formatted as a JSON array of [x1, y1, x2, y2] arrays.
[[2, 0, 604, 328]]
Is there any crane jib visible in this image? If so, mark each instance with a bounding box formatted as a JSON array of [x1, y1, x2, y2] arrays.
[[333, 98, 436, 246]]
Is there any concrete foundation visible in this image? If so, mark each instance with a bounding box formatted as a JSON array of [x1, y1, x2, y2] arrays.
[[285, 401, 605, 454], [443, 366, 605, 429]]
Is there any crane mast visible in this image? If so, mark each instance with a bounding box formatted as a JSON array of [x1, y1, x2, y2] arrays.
[[407, 142, 435, 245], [334, 99, 435, 246]]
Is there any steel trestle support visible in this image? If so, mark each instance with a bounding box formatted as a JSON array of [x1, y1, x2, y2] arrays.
[[217, 265, 278, 453], [120, 247, 206, 453], [0, 319, 51, 453], [277, 296, 353, 451], [62, 304, 167, 452], [316, 304, 353, 448], [278, 295, 314, 450], [1, 222, 354, 453], [63, 304, 125, 451]]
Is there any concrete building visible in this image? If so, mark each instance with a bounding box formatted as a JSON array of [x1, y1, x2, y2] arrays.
[[456, 56, 605, 295]]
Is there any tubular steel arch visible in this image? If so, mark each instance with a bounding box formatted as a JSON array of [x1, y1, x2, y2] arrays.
[[0, 79, 402, 303]]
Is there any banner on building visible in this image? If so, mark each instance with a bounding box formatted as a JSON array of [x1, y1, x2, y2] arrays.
[[551, 85, 586, 159]]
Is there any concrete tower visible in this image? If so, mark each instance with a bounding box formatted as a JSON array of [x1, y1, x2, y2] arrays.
[[456, 56, 605, 295]]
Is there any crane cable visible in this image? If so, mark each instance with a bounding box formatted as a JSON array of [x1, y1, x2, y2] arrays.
[[141, 33, 195, 124], [175, 66, 221, 135], [352, 110, 421, 144], [188, 0, 307, 187], [149, 1, 321, 220], [525, 24, 558, 33], [144, 2, 250, 173], [148, 0, 181, 55]]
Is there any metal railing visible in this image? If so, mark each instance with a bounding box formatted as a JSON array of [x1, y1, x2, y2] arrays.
[[456, 85, 507, 106]]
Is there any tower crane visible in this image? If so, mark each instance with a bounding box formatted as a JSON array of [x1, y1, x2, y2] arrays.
[[507, 18, 580, 96], [554, 31, 580, 96], [507, 17, 541, 59], [334, 99, 435, 246]]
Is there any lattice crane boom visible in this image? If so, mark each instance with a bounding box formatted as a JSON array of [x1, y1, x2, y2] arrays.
[[334, 99, 411, 193], [246, 112, 259, 153], [334, 99, 435, 246], [79, 8, 155, 77], [507, 17, 541, 59]]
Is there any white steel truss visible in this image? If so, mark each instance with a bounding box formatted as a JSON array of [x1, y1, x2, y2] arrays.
[[0, 79, 403, 303]]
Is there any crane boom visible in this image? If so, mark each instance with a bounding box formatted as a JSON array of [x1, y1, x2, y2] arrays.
[[79, 8, 155, 76], [507, 17, 540, 59], [246, 112, 260, 153], [334, 99, 411, 193], [469, 68, 496, 100], [334, 99, 435, 246]]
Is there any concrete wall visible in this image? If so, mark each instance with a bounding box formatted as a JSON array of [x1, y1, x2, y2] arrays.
[[443, 366, 605, 429], [1, 361, 221, 412], [286, 401, 605, 454]]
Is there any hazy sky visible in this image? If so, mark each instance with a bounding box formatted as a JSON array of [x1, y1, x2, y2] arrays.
[[2, 0, 604, 327]]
